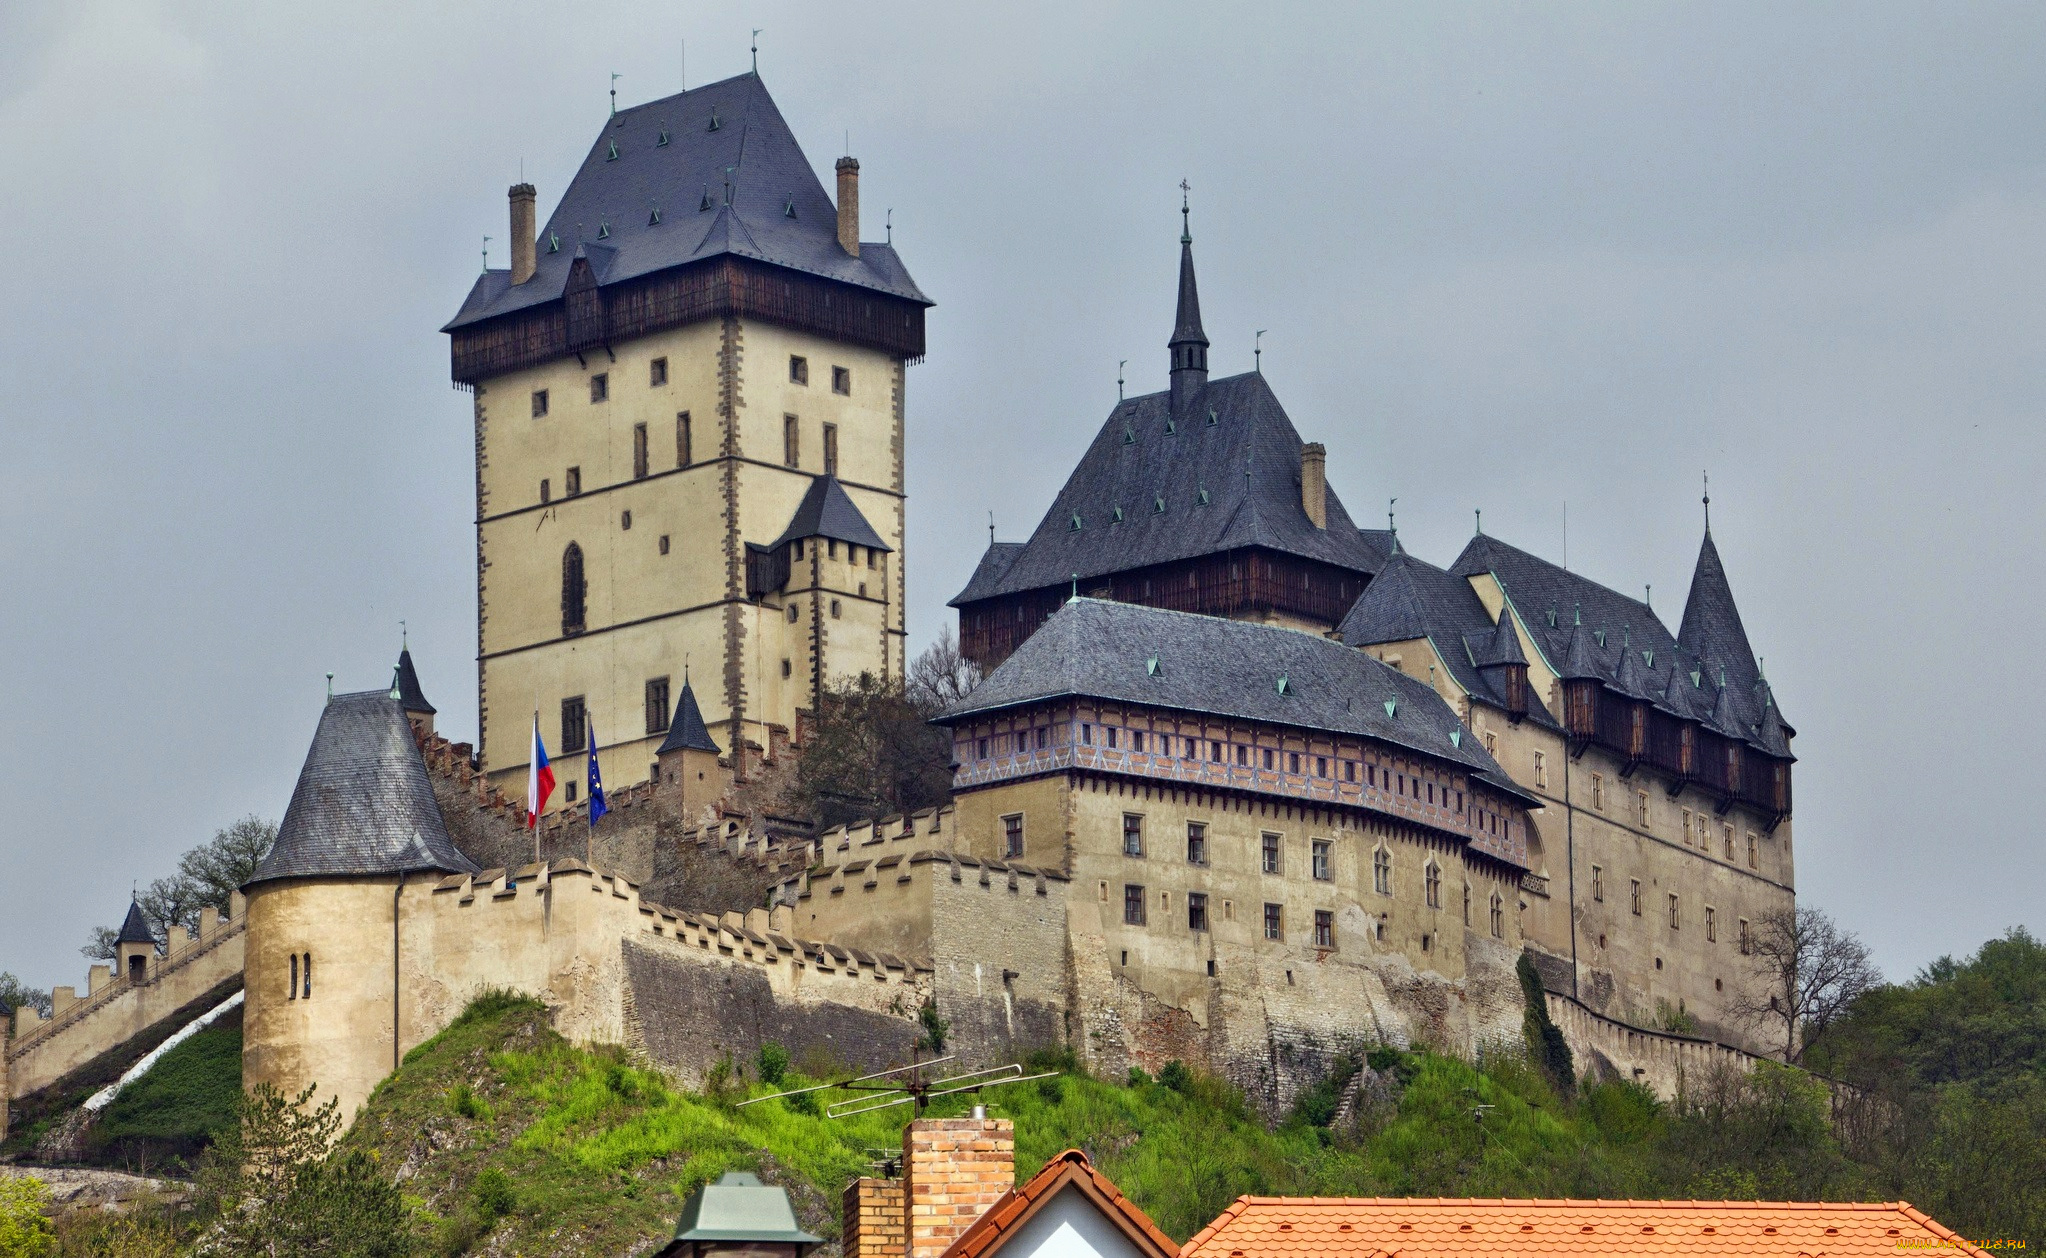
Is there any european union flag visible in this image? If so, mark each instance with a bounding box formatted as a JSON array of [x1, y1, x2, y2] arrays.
[[586, 715, 608, 827]]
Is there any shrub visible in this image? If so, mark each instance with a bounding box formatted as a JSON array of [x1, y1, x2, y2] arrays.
[[1158, 1060, 1193, 1094], [472, 1167, 517, 1222], [1517, 952, 1576, 1099], [1126, 1066, 1151, 1088], [915, 1000, 949, 1054], [0, 1175, 55, 1258], [757, 1042, 791, 1087]]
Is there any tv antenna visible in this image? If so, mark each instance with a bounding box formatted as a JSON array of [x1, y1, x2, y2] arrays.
[[738, 1049, 1055, 1119]]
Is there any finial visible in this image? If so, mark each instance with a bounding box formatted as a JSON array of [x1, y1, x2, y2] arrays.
[[751, 28, 762, 75], [1574, 603, 1582, 626], [1117, 359, 1126, 401], [684, 652, 690, 685], [1255, 329, 1265, 373], [1070, 573, 1078, 602], [1645, 583, 1652, 609], [1179, 179, 1192, 244], [1474, 508, 1482, 536], [325, 672, 334, 700], [1759, 656, 1766, 680], [1388, 498, 1397, 535], [482, 234, 491, 273], [400, 618, 408, 649], [610, 71, 620, 116], [988, 511, 995, 547], [886, 208, 893, 244], [1562, 500, 1569, 570], [1702, 470, 1711, 533]]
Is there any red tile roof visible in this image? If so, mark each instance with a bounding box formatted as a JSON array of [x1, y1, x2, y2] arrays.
[[942, 1150, 1179, 1258], [1178, 1197, 1989, 1258]]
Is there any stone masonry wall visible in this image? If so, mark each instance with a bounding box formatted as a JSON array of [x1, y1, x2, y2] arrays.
[[1544, 988, 1765, 1100]]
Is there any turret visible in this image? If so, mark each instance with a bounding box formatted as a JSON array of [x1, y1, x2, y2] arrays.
[[656, 679, 726, 824], [114, 898, 155, 986], [392, 646, 436, 739]]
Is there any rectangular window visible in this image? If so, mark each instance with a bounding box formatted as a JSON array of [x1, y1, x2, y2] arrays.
[[790, 355, 809, 385], [1463, 883, 1473, 927], [1747, 832, 1758, 868], [1188, 892, 1208, 932], [823, 422, 839, 476], [1262, 748, 1275, 770], [1591, 865, 1604, 902], [1668, 894, 1681, 930], [1263, 902, 1282, 940], [1003, 814, 1024, 859], [1630, 879, 1642, 916], [784, 415, 800, 468], [1106, 727, 1119, 749], [590, 373, 608, 402], [1123, 884, 1146, 926], [1373, 846, 1392, 895], [1682, 808, 1694, 846], [1261, 832, 1281, 874], [1313, 910, 1334, 949], [1591, 773, 1605, 809], [1211, 740, 1222, 760], [1345, 760, 1356, 782], [1705, 906, 1717, 942], [565, 466, 581, 496], [1235, 744, 1248, 766], [1081, 723, 1092, 745], [645, 677, 671, 735], [633, 423, 649, 479], [1289, 751, 1301, 774], [1637, 790, 1650, 828], [1132, 731, 1145, 753], [539, 478, 551, 504], [832, 365, 851, 395], [531, 388, 549, 418], [1533, 751, 1547, 788], [1186, 822, 1207, 865], [1739, 917, 1752, 955], [1122, 813, 1144, 858], [1491, 893, 1505, 938], [1311, 839, 1331, 882], [677, 412, 692, 467], [659, 534, 669, 555], [1317, 756, 1328, 777], [649, 356, 668, 387], [1425, 861, 1442, 908], [560, 696, 587, 754]]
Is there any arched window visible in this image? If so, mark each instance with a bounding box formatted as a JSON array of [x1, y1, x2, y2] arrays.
[[127, 954, 146, 984], [302, 952, 312, 999], [562, 543, 587, 635], [289, 954, 298, 1000], [1424, 861, 1441, 909], [1490, 893, 1505, 939]]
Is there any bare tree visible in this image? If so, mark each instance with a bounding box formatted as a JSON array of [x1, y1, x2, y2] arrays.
[[80, 925, 120, 962], [1729, 904, 1880, 1063], [179, 815, 277, 914], [907, 626, 981, 715]]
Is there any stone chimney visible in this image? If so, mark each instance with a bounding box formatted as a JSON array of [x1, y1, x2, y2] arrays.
[[509, 183, 537, 285], [903, 1115, 1013, 1258], [1300, 442, 1327, 529], [843, 1176, 906, 1258], [836, 157, 860, 257]]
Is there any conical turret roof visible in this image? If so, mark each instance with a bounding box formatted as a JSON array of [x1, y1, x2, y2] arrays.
[[394, 648, 436, 715], [1170, 236, 1207, 352], [1678, 531, 1763, 707], [116, 899, 155, 945], [247, 691, 479, 888], [658, 680, 722, 755]]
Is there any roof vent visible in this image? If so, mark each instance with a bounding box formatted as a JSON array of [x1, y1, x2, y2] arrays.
[[700, 185, 712, 211], [1164, 418, 1176, 434], [657, 125, 670, 147], [1451, 728, 1463, 748], [607, 140, 619, 161], [1070, 513, 1083, 531], [1594, 629, 1605, 647], [1546, 609, 1556, 627], [597, 221, 611, 239], [785, 193, 797, 218], [1197, 487, 1210, 505], [1146, 656, 1159, 676], [1276, 676, 1290, 696], [1122, 425, 1135, 445], [1206, 407, 1218, 426], [649, 206, 662, 225], [1644, 649, 1654, 667], [708, 107, 720, 131], [546, 231, 560, 254], [1153, 495, 1165, 514], [1384, 699, 1398, 718], [1112, 506, 1124, 522]]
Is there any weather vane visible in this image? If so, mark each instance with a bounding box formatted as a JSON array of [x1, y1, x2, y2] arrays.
[[1255, 329, 1265, 373], [752, 29, 763, 74], [481, 235, 491, 273], [610, 72, 621, 116], [1117, 359, 1126, 401]]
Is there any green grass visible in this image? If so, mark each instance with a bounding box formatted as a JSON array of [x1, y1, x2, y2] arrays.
[[87, 1023, 244, 1174]]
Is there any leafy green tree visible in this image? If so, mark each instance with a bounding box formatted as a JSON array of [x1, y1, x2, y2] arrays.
[[191, 1082, 411, 1257], [0, 1174, 55, 1258], [0, 971, 52, 1019]]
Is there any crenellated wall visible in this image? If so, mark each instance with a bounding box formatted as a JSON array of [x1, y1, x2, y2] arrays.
[[1544, 988, 1763, 1099]]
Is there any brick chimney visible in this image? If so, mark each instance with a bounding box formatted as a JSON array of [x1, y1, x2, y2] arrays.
[[835, 157, 860, 257], [1300, 442, 1327, 529], [903, 1115, 1013, 1258], [509, 183, 537, 285], [843, 1176, 905, 1258]]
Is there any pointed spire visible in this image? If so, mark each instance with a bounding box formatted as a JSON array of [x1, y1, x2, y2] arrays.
[[394, 648, 436, 715], [1558, 623, 1602, 680], [1168, 183, 1209, 417], [658, 679, 722, 755], [1485, 610, 1526, 666], [116, 898, 155, 945], [1678, 528, 1762, 704]]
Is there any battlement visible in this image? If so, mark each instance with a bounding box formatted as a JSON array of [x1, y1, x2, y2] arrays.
[[780, 848, 1069, 907], [9, 897, 246, 1049]]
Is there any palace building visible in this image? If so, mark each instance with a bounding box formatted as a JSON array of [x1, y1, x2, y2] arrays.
[[443, 72, 930, 810]]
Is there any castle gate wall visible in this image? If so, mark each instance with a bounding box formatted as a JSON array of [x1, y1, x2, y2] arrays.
[[1544, 988, 1766, 1100]]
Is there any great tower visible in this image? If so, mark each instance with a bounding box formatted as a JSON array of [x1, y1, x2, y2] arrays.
[[444, 73, 930, 809]]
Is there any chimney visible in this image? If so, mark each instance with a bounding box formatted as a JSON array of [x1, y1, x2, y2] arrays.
[[836, 157, 861, 257], [509, 183, 537, 285], [1300, 442, 1327, 529], [904, 1115, 1013, 1258], [843, 1176, 906, 1258]]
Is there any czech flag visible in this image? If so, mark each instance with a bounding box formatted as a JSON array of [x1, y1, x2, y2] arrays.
[[526, 715, 555, 829]]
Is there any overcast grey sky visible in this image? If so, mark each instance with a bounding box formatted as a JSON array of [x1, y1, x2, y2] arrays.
[[2, 1, 2040, 991]]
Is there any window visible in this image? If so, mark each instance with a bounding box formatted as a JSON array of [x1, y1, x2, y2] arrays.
[[1373, 846, 1391, 895], [301, 952, 311, 999], [562, 468, 581, 499], [1123, 884, 1146, 926], [1705, 906, 1717, 942], [1188, 892, 1208, 932], [1235, 744, 1248, 766], [1591, 865, 1604, 902], [830, 599, 842, 619], [650, 356, 668, 386], [832, 365, 851, 395], [1533, 751, 1546, 788], [823, 422, 839, 476], [539, 478, 551, 504], [1081, 723, 1092, 744], [784, 415, 800, 467], [620, 510, 632, 530], [780, 659, 791, 677], [1317, 756, 1328, 777], [977, 737, 989, 759], [531, 389, 550, 418], [1132, 731, 1145, 753], [785, 603, 800, 624], [561, 543, 586, 635], [1264, 903, 1283, 940], [1637, 790, 1650, 828], [1345, 760, 1356, 782], [645, 677, 671, 735], [1122, 814, 1145, 857], [1747, 832, 1758, 868], [1312, 839, 1331, 881], [677, 412, 692, 467], [289, 953, 298, 1000], [1289, 752, 1301, 774], [1738, 917, 1752, 955], [1261, 832, 1281, 874], [790, 355, 809, 384], [590, 373, 608, 402], [659, 535, 670, 555], [1036, 727, 1048, 750], [1667, 894, 1681, 930], [1186, 822, 1207, 865], [1262, 748, 1274, 770], [1682, 809, 1694, 846], [565, 779, 578, 802], [1483, 730, 1497, 754], [1425, 861, 1441, 908], [1630, 878, 1642, 916], [557, 697, 589, 755], [1490, 892, 1504, 938], [633, 423, 649, 479], [1313, 910, 1334, 949], [1463, 883, 1473, 927], [1003, 814, 1023, 859], [1591, 773, 1605, 809]]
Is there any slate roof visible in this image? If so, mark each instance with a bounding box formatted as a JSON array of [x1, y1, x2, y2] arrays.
[[938, 598, 1535, 806], [1178, 1196, 1988, 1258], [663, 1172, 820, 1248], [942, 1149, 1178, 1258], [116, 900, 155, 945], [949, 372, 1384, 605], [248, 691, 480, 887], [444, 73, 928, 334], [1335, 549, 1561, 732], [951, 541, 1026, 605], [767, 474, 891, 552], [657, 680, 722, 755], [393, 647, 435, 715]]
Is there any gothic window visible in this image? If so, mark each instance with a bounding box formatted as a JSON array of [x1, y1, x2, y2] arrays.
[[288, 953, 298, 1000], [633, 423, 649, 479], [1188, 893, 1209, 932], [677, 412, 692, 467], [1312, 839, 1331, 882], [1490, 893, 1504, 938], [823, 422, 839, 475], [560, 696, 587, 754], [561, 543, 587, 635], [1373, 846, 1391, 896], [1123, 884, 1146, 926], [1003, 814, 1024, 859], [649, 356, 668, 386], [645, 677, 670, 735], [590, 373, 608, 402], [1425, 860, 1441, 909], [302, 952, 312, 999], [531, 389, 549, 418], [1122, 814, 1144, 858]]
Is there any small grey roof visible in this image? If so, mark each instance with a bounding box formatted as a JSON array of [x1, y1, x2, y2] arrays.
[[446, 73, 927, 334], [768, 475, 891, 552], [657, 680, 721, 755], [248, 691, 480, 887], [116, 900, 154, 945], [949, 371, 1383, 605], [939, 598, 1537, 817], [668, 1172, 821, 1246], [393, 648, 435, 715], [952, 541, 1026, 605]]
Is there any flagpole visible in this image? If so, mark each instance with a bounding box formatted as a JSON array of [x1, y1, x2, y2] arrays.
[[532, 710, 542, 867]]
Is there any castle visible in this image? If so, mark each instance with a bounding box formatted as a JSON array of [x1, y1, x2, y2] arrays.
[[2, 69, 1795, 1141]]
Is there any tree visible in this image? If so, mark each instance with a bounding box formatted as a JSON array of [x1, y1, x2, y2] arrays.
[[792, 671, 953, 828], [191, 1083, 410, 1257], [907, 626, 981, 713], [1728, 905, 1879, 1063], [179, 817, 277, 915], [139, 874, 203, 942], [0, 971, 53, 1020], [0, 1173, 55, 1258], [80, 925, 120, 963]]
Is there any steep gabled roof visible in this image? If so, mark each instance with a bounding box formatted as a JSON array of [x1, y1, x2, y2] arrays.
[[116, 899, 155, 945], [943, 1150, 1178, 1258], [445, 73, 928, 334], [950, 372, 1383, 605], [248, 691, 480, 887], [952, 542, 1027, 605], [658, 680, 721, 755], [1678, 530, 1764, 714], [768, 475, 891, 552], [394, 647, 435, 715]]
